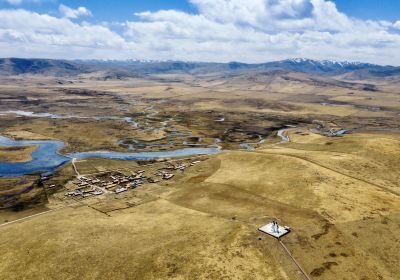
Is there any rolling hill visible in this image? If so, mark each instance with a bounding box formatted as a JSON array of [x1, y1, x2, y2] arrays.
[[1, 57, 399, 80]]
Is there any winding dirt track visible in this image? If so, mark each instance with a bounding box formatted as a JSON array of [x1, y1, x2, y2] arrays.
[[0, 201, 84, 228], [71, 158, 80, 177]]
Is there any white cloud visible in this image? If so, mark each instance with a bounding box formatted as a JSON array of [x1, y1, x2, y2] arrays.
[[0, 9, 133, 59], [124, 0, 400, 65], [394, 21, 400, 30], [59, 4, 91, 19], [1, 1, 400, 64], [2, 0, 48, 5]]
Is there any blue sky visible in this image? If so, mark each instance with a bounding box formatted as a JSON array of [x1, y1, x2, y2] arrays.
[[0, 0, 400, 64], [0, 0, 198, 22], [1, 0, 399, 22], [333, 0, 400, 21]]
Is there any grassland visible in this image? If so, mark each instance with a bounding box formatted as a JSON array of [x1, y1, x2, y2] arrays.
[[0, 71, 399, 279], [0, 130, 399, 279], [0, 145, 37, 162]]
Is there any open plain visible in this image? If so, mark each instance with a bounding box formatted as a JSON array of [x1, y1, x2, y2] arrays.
[[0, 59, 399, 279]]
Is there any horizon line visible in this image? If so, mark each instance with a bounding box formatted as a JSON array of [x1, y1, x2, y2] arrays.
[[0, 57, 396, 67]]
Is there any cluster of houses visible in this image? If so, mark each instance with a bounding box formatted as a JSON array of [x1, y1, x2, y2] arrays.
[[155, 170, 174, 180], [64, 170, 147, 198], [64, 159, 202, 199], [154, 160, 202, 179], [165, 160, 201, 171]]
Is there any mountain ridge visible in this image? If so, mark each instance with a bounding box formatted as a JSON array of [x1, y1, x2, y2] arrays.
[[1, 57, 399, 79]]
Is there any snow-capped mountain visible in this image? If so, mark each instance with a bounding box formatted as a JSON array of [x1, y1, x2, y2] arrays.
[[1, 57, 400, 78], [260, 58, 388, 75], [287, 58, 373, 66]]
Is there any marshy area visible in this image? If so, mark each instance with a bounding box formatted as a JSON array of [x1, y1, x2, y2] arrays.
[[0, 72, 399, 280]]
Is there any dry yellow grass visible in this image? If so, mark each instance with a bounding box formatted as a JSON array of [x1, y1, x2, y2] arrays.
[[0, 145, 37, 162], [2, 118, 159, 153], [1, 131, 399, 279], [1, 71, 400, 280], [0, 196, 295, 280]]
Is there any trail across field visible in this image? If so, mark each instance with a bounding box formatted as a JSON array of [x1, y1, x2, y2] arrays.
[[0, 201, 84, 228]]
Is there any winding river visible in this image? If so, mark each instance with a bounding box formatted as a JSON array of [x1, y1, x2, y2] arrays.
[[0, 110, 139, 128], [0, 109, 293, 177], [239, 128, 290, 150], [0, 128, 293, 177], [0, 136, 70, 177], [277, 128, 290, 142], [0, 136, 220, 177]]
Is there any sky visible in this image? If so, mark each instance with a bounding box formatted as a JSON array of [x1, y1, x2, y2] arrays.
[[0, 0, 400, 65]]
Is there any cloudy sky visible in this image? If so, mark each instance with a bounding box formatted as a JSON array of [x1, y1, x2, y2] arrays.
[[1, 0, 400, 65]]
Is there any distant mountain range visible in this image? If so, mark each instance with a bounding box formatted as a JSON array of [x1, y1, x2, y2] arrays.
[[0, 58, 88, 76], [1, 57, 400, 79]]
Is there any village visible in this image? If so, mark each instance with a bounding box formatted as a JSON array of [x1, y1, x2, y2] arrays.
[[64, 159, 202, 199]]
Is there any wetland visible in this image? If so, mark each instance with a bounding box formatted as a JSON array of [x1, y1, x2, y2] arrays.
[[0, 61, 399, 280]]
